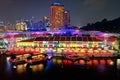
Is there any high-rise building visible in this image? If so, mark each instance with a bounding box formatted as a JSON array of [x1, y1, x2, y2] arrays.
[[33, 20, 44, 30], [50, 2, 65, 31], [6, 22, 16, 32], [16, 21, 27, 31], [43, 16, 50, 31], [43, 16, 50, 27], [64, 10, 70, 26], [24, 20, 32, 30], [0, 21, 5, 32]]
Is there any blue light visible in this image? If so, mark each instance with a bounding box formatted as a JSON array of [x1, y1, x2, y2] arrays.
[[44, 59, 53, 72], [6, 57, 12, 73], [53, 2, 61, 5]]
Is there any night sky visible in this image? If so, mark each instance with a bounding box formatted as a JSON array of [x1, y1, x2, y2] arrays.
[[0, 0, 120, 26]]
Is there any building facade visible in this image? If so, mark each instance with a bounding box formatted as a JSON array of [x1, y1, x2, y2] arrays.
[[16, 21, 27, 31], [16, 36, 116, 57], [50, 3, 65, 31]]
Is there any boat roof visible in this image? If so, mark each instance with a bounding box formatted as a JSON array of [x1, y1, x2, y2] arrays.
[[19, 36, 116, 42]]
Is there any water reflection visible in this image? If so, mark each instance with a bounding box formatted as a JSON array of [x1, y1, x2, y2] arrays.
[[61, 58, 114, 66], [5, 57, 117, 73], [97, 64, 106, 73], [3, 56, 119, 80], [6, 57, 12, 72], [15, 64, 27, 74], [44, 60, 53, 72], [30, 64, 44, 72], [117, 59, 120, 69]]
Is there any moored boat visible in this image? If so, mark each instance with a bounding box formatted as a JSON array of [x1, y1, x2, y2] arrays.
[[9, 53, 30, 65], [25, 54, 47, 64], [64, 53, 90, 62]]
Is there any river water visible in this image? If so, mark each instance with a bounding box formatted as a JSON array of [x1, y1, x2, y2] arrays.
[[0, 55, 120, 80]]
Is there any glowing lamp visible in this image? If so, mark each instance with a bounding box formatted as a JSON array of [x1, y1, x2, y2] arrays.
[[25, 48, 30, 52], [94, 50, 99, 53], [80, 49, 85, 53], [15, 48, 19, 52], [35, 48, 39, 52], [30, 48, 34, 52]]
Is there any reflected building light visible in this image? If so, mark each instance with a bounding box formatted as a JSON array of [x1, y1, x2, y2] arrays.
[[97, 64, 106, 72], [44, 60, 53, 72], [13, 65, 17, 68], [31, 65, 38, 72], [74, 61, 79, 65], [52, 58, 57, 63], [57, 59, 62, 64], [16, 64, 26, 74], [6, 57, 12, 72], [31, 64, 44, 72], [117, 59, 120, 69], [6, 57, 10, 61], [38, 64, 44, 71]]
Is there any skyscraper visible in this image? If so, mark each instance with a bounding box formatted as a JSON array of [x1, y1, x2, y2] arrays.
[[43, 16, 50, 27], [16, 21, 27, 31], [50, 2, 64, 31], [64, 10, 70, 26], [43, 16, 50, 31], [6, 22, 16, 32], [0, 21, 5, 32]]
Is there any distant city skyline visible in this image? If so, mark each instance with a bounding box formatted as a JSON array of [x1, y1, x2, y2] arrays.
[[0, 0, 120, 26]]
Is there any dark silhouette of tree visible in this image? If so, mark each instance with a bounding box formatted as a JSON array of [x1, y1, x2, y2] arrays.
[[80, 17, 120, 33]]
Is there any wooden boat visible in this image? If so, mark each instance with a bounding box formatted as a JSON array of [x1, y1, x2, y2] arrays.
[[25, 54, 47, 64], [9, 54, 30, 65], [64, 53, 90, 62]]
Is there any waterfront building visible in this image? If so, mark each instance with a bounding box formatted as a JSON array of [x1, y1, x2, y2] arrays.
[[16, 36, 116, 48], [15, 36, 116, 57], [50, 2, 65, 31]]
